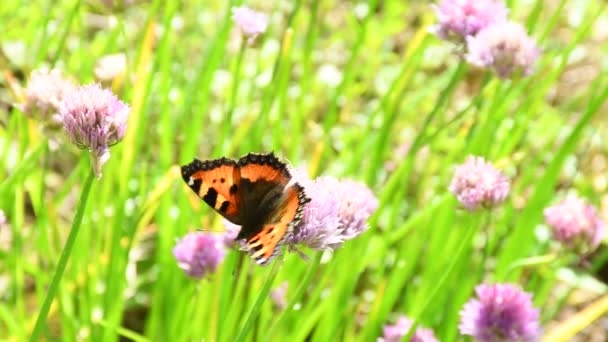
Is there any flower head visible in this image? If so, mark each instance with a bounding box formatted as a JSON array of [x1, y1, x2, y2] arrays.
[[173, 232, 226, 278], [231, 6, 269, 44], [270, 281, 288, 310], [23, 69, 75, 123], [288, 175, 345, 250], [379, 315, 439, 342], [331, 177, 379, 240], [449, 155, 510, 211], [431, 0, 508, 41], [459, 283, 540, 342], [544, 196, 605, 254], [60, 83, 130, 178], [465, 21, 540, 78]]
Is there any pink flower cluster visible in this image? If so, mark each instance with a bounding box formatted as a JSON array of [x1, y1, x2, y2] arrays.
[[432, 0, 540, 78], [544, 196, 605, 253]]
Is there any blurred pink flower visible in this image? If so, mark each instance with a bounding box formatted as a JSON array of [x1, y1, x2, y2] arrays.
[[60, 83, 130, 178], [449, 155, 510, 211], [466, 21, 540, 78], [431, 0, 508, 42], [173, 232, 226, 279], [544, 196, 605, 253], [23, 68, 75, 123], [379, 315, 438, 342], [232, 6, 268, 44], [270, 281, 288, 310], [459, 283, 540, 342]]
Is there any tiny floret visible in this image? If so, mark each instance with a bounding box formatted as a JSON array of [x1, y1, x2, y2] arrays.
[[544, 196, 605, 254], [459, 283, 540, 342], [60, 83, 130, 178], [432, 0, 508, 41], [449, 155, 510, 211], [232, 6, 269, 44], [173, 232, 226, 278], [333, 178, 379, 241], [379, 315, 439, 342], [465, 21, 540, 78]]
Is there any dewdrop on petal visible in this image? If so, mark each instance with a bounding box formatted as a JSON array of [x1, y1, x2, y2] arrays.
[[449, 155, 510, 211], [231, 6, 269, 44], [466, 21, 540, 78], [60, 83, 130, 178], [431, 0, 508, 42], [544, 196, 605, 254], [172, 232, 226, 279], [459, 283, 540, 342], [378, 315, 439, 342]]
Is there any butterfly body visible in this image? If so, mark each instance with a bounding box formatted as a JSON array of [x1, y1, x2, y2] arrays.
[[181, 152, 310, 265]]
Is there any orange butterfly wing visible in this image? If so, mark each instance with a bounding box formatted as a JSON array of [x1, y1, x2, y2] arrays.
[[245, 184, 309, 265], [181, 157, 243, 225]]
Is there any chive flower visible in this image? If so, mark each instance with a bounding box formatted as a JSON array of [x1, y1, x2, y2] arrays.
[[431, 0, 508, 42], [465, 21, 540, 78], [173, 232, 226, 279], [23, 69, 75, 124], [379, 315, 439, 342], [459, 283, 540, 342], [270, 281, 288, 310], [60, 83, 130, 178], [449, 155, 510, 211], [288, 175, 345, 250], [544, 196, 605, 254], [231, 6, 269, 44]]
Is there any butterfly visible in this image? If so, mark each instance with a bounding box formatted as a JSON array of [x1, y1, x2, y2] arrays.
[[181, 152, 310, 265]]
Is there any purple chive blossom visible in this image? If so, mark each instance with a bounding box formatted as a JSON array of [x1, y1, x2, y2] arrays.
[[173, 232, 226, 278], [23, 69, 75, 123], [270, 281, 288, 310], [231, 6, 269, 44], [288, 175, 345, 250], [449, 155, 510, 211], [466, 21, 540, 78], [378, 316, 439, 342], [459, 283, 540, 342], [221, 219, 244, 249], [544, 196, 605, 253], [60, 83, 130, 178], [431, 0, 508, 42], [331, 177, 379, 241]]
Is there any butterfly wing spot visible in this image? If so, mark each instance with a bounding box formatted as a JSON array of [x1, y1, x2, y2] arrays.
[[229, 184, 238, 194], [180, 158, 243, 224]]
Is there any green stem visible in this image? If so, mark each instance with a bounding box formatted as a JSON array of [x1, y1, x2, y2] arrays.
[[234, 260, 281, 342], [412, 214, 479, 320], [30, 168, 95, 341]]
